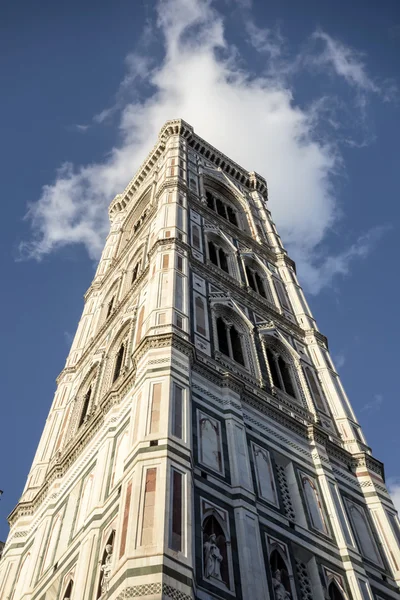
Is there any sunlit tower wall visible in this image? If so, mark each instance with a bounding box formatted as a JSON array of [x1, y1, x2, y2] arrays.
[[1, 119, 400, 600]]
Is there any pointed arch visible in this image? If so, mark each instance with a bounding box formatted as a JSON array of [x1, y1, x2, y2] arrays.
[[202, 510, 231, 587], [203, 174, 252, 234], [261, 332, 304, 403], [62, 578, 74, 600], [328, 580, 345, 600], [212, 303, 256, 374]]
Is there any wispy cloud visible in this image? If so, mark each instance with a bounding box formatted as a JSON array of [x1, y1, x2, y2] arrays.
[[361, 393, 384, 413], [19, 0, 393, 293], [334, 353, 346, 369]]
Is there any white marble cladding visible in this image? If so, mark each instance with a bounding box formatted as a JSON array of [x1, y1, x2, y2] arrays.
[[2, 119, 400, 600]]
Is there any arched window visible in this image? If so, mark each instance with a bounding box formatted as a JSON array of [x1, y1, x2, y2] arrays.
[[195, 296, 206, 336], [245, 264, 266, 298], [216, 317, 245, 366], [106, 296, 115, 319], [62, 579, 74, 600], [96, 530, 115, 598], [207, 240, 229, 274], [345, 500, 382, 564], [131, 263, 139, 284], [269, 549, 292, 600], [328, 581, 345, 600], [78, 386, 92, 428], [203, 514, 230, 587], [301, 475, 328, 534], [266, 348, 296, 398], [113, 344, 125, 383], [205, 190, 239, 227]]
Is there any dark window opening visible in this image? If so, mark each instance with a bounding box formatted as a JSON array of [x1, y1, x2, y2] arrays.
[[227, 206, 238, 226], [170, 470, 183, 551], [255, 272, 266, 298], [328, 582, 345, 600], [78, 386, 92, 428], [230, 326, 244, 366], [206, 191, 215, 210], [106, 296, 115, 319], [267, 349, 281, 389], [63, 581, 74, 600], [131, 263, 139, 284], [217, 317, 229, 357], [208, 241, 218, 266], [246, 265, 257, 292], [278, 356, 296, 397], [219, 248, 229, 273], [113, 344, 125, 383], [216, 197, 226, 218]]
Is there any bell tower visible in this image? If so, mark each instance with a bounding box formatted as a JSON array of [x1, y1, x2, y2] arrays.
[[1, 119, 400, 600]]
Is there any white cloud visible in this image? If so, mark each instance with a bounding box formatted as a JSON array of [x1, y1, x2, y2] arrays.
[[310, 30, 380, 94], [387, 479, 400, 514], [20, 0, 388, 292], [333, 353, 346, 369]]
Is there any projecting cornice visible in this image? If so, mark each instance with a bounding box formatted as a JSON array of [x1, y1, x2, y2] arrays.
[[108, 118, 268, 220]]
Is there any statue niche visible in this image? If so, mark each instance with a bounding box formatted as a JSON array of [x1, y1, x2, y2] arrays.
[[202, 515, 229, 588], [97, 530, 115, 598], [270, 549, 292, 600]]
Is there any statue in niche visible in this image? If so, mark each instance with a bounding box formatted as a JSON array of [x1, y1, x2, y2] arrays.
[[272, 569, 291, 600], [100, 544, 113, 594], [203, 533, 223, 581]]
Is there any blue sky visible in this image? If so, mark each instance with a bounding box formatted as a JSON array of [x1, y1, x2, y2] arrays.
[[1, 0, 399, 540]]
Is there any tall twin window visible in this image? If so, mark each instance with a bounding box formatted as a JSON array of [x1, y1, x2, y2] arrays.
[[216, 317, 245, 366], [208, 240, 229, 273], [206, 190, 238, 227], [266, 348, 296, 397], [245, 264, 266, 298]]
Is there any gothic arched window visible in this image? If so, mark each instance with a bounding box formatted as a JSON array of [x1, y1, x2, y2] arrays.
[[78, 386, 92, 428], [131, 262, 139, 284], [202, 514, 230, 587], [62, 579, 74, 600], [106, 296, 115, 319], [205, 190, 239, 228], [96, 530, 115, 599], [207, 240, 230, 274], [345, 500, 382, 565], [245, 264, 267, 298], [328, 581, 345, 600], [265, 348, 297, 398], [113, 344, 125, 383], [216, 317, 245, 366]]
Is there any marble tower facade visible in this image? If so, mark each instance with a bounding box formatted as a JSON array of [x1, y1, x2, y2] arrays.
[[1, 119, 400, 600]]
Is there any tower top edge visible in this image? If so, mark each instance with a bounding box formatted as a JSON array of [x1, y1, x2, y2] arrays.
[[108, 118, 268, 219]]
